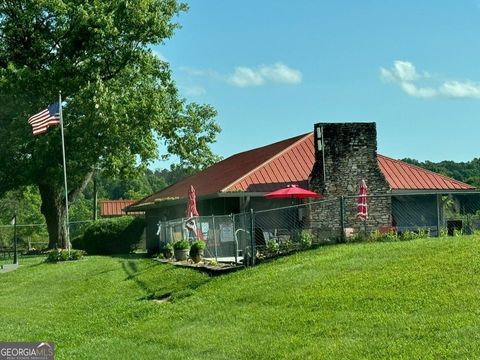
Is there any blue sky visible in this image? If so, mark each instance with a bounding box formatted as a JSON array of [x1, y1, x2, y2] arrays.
[[152, 0, 480, 168]]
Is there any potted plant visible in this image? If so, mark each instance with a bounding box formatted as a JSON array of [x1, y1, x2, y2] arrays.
[[189, 240, 206, 263], [173, 240, 190, 261], [161, 242, 174, 259]]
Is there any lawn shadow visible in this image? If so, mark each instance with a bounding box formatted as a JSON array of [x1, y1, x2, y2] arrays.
[[120, 259, 158, 298], [120, 258, 214, 302], [109, 253, 149, 260]]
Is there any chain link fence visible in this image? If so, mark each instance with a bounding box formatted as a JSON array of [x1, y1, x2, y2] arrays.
[[339, 192, 480, 238], [157, 214, 251, 265], [2, 191, 480, 266], [1, 218, 147, 264], [157, 191, 480, 267]]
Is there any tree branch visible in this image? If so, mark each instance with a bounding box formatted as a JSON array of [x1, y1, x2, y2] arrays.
[[67, 171, 93, 203]]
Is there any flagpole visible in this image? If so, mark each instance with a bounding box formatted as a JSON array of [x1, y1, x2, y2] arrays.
[[59, 91, 70, 254], [13, 213, 17, 265]]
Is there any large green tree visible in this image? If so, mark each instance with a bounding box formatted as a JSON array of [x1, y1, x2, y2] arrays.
[[0, 1, 220, 248]]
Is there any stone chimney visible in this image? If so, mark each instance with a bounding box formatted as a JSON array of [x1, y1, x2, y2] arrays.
[[310, 122, 390, 197], [309, 122, 392, 234]]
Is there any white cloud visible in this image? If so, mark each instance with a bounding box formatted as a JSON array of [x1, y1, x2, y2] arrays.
[[400, 82, 437, 99], [380, 60, 480, 99], [230, 67, 265, 87], [182, 63, 302, 88], [439, 81, 480, 98], [183, 85, 206, 97], [229, 63, 302, 87], [380, 60, 418, 82]]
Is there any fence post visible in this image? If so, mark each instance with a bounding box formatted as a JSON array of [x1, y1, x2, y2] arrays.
[[158, 220, 165, 250], [339, 196, 345, 241], [212, 215, 218, 261], [436, 194, 442, 237], [13, 213, 18, 265], [250, 208, 255, 266], [231, 213, 238, 265]]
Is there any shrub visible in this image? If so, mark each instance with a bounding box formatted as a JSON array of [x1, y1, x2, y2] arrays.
[[347, 232, 366, 243], [417, 228, 430, 239], [69, 249, 86, 260], [163, 242, 174, 251], [399, 230, 416, 241], [72, 217, 145, 255], [369, 229, 398, 242], [398, 229, 430, 241], [45, 249, 85, 263], [439, 227, 448, 237], [299, 230, 313, 249], [280, 239, 295, 252], [453, 228, 463, 237], [173, 240, 190, 250], [266, 240, 279, 253]]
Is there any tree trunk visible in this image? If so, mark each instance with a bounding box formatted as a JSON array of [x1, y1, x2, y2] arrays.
[[38, 172, 93, 249], [39, 184, 68, 249]]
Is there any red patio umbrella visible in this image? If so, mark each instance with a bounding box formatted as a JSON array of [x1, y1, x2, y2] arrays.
[[264, 185, 321, 238], [357, 179, 368, 220], [185, 185, 203, 240], [264, 184, 322, 199], [186, 185, 199, 218]]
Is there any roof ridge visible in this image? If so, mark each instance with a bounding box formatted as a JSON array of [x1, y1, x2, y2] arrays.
[[377, 154, 475, 189], [221, 132, 314, 192]]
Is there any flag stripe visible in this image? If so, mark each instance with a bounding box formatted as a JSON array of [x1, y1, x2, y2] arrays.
[[27, 102, 61, 136], [30, 115, 55, 126], [28, 110, 49, 123], [30, 117, 59, 127]]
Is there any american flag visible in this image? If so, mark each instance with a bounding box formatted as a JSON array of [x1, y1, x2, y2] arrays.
[[28, 102, 60, 135]]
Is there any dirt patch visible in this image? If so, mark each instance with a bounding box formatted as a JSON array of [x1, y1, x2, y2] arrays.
[[152, 292, 171, 304], [152, 297, 170, 304]]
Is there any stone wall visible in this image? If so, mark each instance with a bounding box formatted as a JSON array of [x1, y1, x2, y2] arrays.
[[309, 123, 392, 234]]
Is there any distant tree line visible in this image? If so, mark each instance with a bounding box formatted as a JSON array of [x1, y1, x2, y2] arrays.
[[0, 164, 200, 225]]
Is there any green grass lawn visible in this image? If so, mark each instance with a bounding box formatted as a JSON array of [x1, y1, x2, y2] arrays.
[[1, 236, 479, 359]]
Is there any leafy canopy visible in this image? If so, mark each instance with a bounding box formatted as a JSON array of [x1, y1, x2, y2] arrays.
[[0, 0, 220, 197]]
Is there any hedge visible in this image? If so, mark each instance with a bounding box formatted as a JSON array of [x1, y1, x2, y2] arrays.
[[72, 216, 145, 255]]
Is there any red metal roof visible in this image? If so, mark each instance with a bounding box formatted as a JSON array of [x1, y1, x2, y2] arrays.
[[377, 154, 474, 191], [100, 200, 144, 217], [130, 133, 475, 209], [225, 133, 314, 192], [135, 134, 312, 206]]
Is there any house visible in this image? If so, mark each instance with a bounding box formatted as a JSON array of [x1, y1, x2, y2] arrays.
[[127, 122, 477, 252]]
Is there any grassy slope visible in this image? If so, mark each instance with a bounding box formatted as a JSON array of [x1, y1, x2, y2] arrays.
[[1, 236, 479, 359]]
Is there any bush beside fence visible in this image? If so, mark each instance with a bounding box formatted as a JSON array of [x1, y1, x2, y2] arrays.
[[72, 217, 146, 255]]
